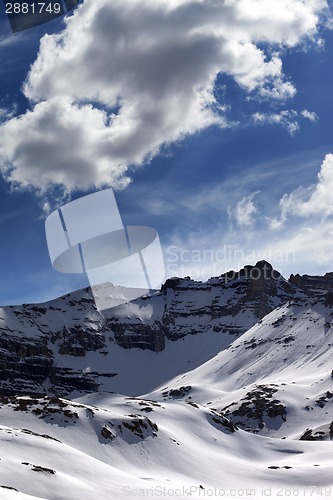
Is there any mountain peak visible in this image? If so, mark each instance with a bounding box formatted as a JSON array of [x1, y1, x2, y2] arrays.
[[254, 259, 273, 269], [221, 260, 281, 283]]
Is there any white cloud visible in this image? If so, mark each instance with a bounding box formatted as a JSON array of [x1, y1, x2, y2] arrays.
[[164, 202, 333, 281], [276, 153, 333, 219], [163, 217, 333, 281], [252, 108, 319, 135], [234, 192, 260, 226], [0, 27, 25, 48], [0, 0, 329, 201], [252, 110, 299, 135], [0, 104, 17, 122], [301, 109, 319, 121], [0, 97, 131, 192], [159, 151, 333, 279]]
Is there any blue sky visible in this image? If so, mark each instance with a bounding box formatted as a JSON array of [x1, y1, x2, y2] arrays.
[[0, 0, 333, 305]]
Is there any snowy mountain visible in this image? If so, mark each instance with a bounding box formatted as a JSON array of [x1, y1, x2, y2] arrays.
[[0, 261, 332, 499], [0, 261, 296, 396]]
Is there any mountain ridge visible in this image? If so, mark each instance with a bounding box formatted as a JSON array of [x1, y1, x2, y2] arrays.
[[0, 260, 333, 499], [1, 260, 332, 397]]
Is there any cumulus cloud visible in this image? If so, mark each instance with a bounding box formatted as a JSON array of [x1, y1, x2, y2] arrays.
[[0, 98, 131, 192], [279, 153, 333, 218], [0, 0, 329, 202], [267, 153, 333, 230]]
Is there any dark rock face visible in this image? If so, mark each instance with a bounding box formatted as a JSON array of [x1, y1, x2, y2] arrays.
[[299, 428, 327, 441], [159, 261, 298, 339], [0, 293, 113, 396], [108, 322, 165, 352], [55, 326, 106, 356], [162, 386, 192, 399], [0, 333, 53, 394], [0, 333, 104, 396], [223, 261, 295, 320], [221, 385, 287, 433], [289, 272, 333, 293], [209, 409, 238, 433]]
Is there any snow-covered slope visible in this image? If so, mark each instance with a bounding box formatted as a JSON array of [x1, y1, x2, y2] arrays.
[[0, 261, 333, 499], [148, 293, 333, 441], [0, 393, 332, 500]]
